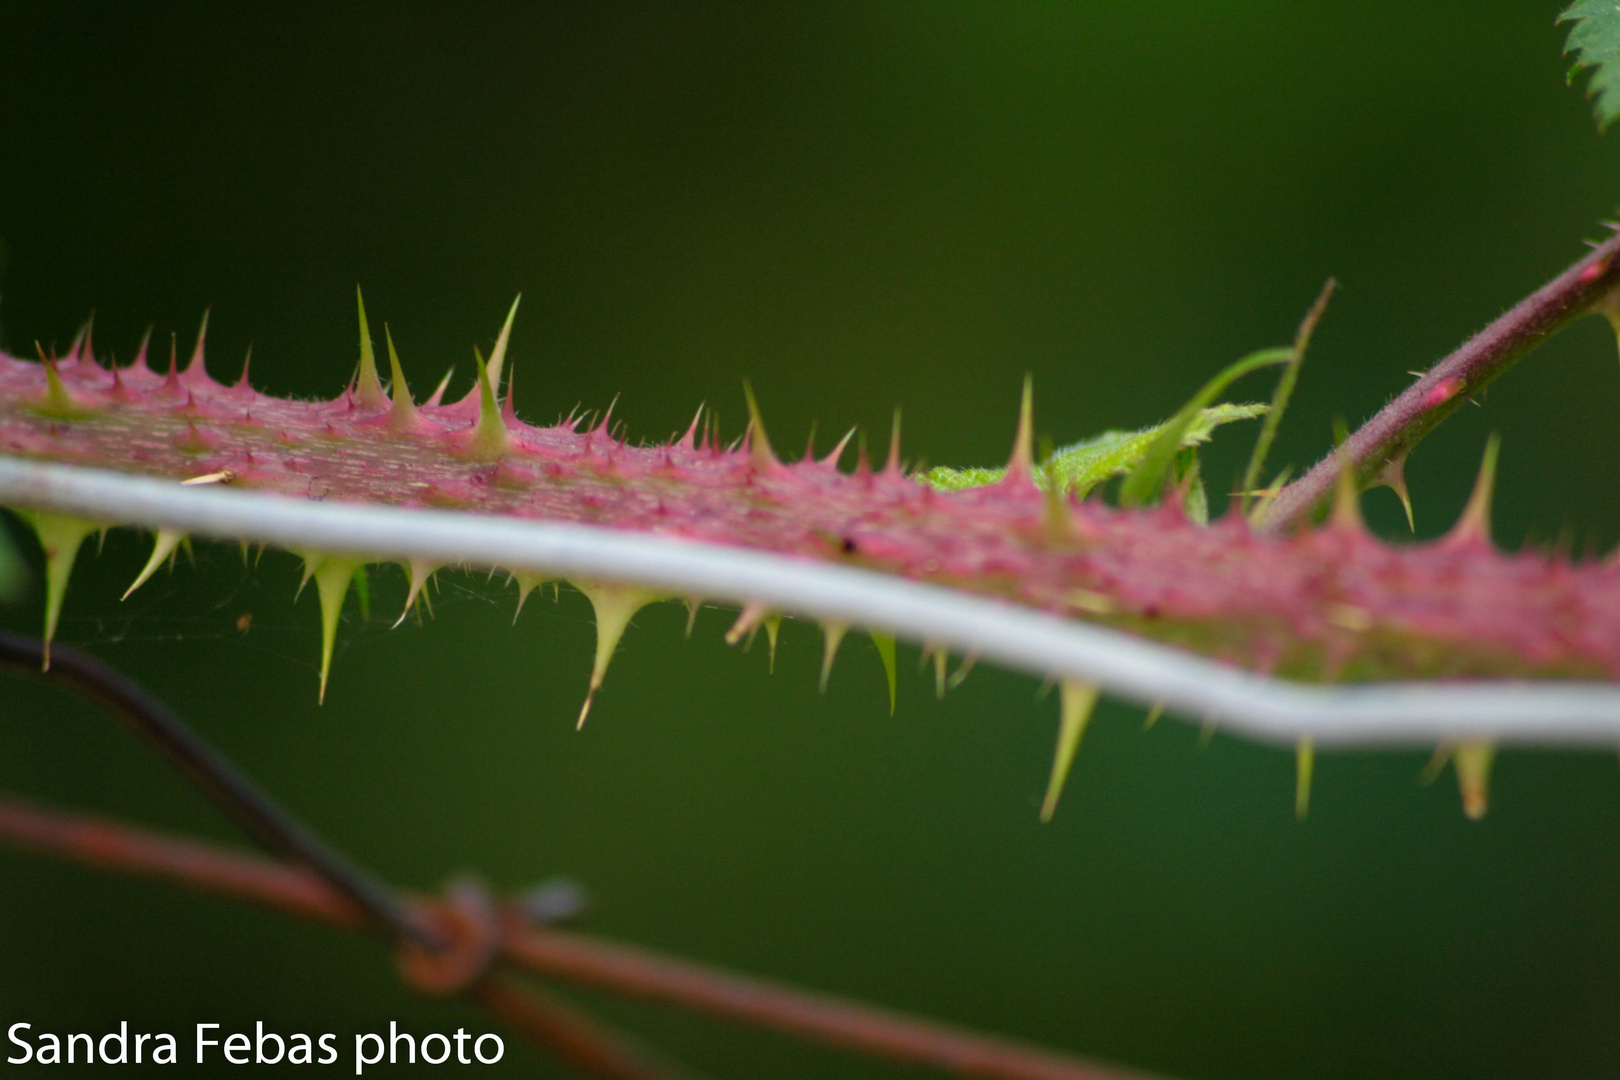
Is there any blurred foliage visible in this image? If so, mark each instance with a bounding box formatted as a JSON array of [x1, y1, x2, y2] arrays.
[[1563, 1, 1620, 130]]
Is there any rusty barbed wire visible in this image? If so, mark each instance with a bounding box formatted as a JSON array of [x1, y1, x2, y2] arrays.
[[0, 629, 1165, 1080]]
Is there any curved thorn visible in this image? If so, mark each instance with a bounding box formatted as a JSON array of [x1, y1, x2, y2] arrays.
[[354, 286, 387, 410], [1295, 738, 1315, 820], [122, 528, 185, 600], [870, 630, 897, 715], [1040, 679, 1099, 822], [819, 622, 848, 693]]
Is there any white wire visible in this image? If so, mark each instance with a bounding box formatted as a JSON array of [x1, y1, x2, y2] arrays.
[[3, 455, 1618, 746]]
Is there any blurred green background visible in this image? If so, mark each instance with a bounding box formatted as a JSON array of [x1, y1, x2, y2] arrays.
[[5, 3, 1620, 1077]]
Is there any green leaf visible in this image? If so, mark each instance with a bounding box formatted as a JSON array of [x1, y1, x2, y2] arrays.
[[1563, 1, 1620, 131], [919, 402, 1266, 496], [1119, 347, 1292, 507]]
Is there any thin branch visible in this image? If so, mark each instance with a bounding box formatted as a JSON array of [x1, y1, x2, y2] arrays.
[[0, 793, 1167, 1080], [474, 977, 714, 1080], [2, 457, 1617, 744], [499, 921, 1161, 1080], [0, 793, 361, 926], [1258, 229, 1620, 532], [0, 628, 439, 950]]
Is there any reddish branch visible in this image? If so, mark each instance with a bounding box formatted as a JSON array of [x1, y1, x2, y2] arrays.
[[1259, 227, 1620, 532], [0, 794, 1163, 1080]]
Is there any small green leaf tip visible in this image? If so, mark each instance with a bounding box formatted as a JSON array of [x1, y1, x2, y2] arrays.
[[921, 404, 1265, 496], [870, 631, 897, 715], [122, 528, 185, 600], [819, 621, 849, 693], [1295, 738, 1315, 820], [302, 555, 362, 704], [1040, 679, 1100, 822], [354, 286, 387, 410], [17, 510, 97, 670], [1562, 1, 1620, 131], [572, 580, 661, 729], [1120, 347, 1291, 508]]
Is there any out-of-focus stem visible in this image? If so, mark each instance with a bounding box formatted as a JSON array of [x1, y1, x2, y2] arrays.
[[1258, 229, 1620, 532]]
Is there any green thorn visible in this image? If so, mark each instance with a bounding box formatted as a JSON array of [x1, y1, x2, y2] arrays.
[[1005, 376, 1035, 482], [393, 559, 439, 628], [1295, 738, 1315, 820], [1374, 452, 1415, 531], [946, 652, 977, 691], [823, 426, 856, 468], [512, 571, 546, 624], [383, 325, 419, 430], [885, 408, 902, 473], [724, 602, 766, 646], [764, 615, 781, 674], [1418, 745, 1451, 786], [932, 646, 948, 701], [819, 622, 848, 693], [122, 528, 186, 600], [1040, 680, 1100, 822], [1329, 424, 1363, 532], [354, 286, 387, 409], [572, 581, 661, 729], [1454, 740, 1496, 820], [484, 295, 521, 399], [31, 346, 90, 419], [187, 308, 211, 378], [468, 346, 510, 459], [18, 511, 96, 670], [426, 367, 454, 407], [870, 631, 897, 715], [1445, 434, 1500, 549], [742, 382, 778, 469], [1142, 701, 1165, 731], [308, 556, 361, 704]]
